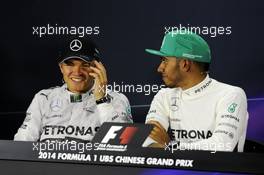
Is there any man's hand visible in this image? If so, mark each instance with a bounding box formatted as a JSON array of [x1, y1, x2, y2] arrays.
[[147, 121, 170, 148], [89, 60, 108, 100]]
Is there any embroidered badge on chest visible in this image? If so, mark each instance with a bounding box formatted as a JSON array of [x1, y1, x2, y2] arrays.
[[50, 99, 63, 112]]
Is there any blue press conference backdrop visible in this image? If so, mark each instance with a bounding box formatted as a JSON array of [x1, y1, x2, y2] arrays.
[[0, 0, 263, 142]]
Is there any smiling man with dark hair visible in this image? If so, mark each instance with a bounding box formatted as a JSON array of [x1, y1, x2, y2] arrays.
[[14, 38, 132, 142]]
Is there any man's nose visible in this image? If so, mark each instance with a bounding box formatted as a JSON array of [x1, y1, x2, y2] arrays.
[[157, 62, 164, 73], [72, 65, 82, 74]]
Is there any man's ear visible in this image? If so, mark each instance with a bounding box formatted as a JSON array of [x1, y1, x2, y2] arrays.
[[59, 63, 63, 73], [181, 59, 192, 72]]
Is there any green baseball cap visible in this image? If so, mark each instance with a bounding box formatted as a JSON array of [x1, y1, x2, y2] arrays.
[[145, 30, 211, 63]]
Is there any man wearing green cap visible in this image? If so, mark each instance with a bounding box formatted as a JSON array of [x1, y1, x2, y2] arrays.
[[143, 30, 248, 152]]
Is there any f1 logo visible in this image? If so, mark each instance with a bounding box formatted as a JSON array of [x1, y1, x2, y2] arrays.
[[101, 126, 138, 144], [120, 127, 138, 144], [101, 126, 122, 143]]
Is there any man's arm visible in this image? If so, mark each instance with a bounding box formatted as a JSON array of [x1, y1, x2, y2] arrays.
[[143, 89, 170, 147], [14, 93, 43, 141], [178, 88, 248, 152], [96, 92, 133, 124], [147, 121, 170, 148], [89, 60, 132, 124]]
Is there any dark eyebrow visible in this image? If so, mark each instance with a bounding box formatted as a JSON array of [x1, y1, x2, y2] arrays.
[[63, 60, 74, 65], [161, 57, 167, 61], [82, 62, 93, 66], [83, 61, 93, 64]]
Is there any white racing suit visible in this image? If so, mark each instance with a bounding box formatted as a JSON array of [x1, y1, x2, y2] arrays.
[[144, 75, 248, 152], [14, 84, 133, 142]]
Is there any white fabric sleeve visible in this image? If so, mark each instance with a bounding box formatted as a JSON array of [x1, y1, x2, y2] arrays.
[[178, 88, 248, 152], [143, 90, 170, 147], [145, 90, 170, 130], [97, 92, 133, 124], [14, 94, 43, 141]]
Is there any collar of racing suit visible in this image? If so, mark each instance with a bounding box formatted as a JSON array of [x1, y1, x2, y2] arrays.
[[62, 84, 94, 103], [179, 74, 212, 97]]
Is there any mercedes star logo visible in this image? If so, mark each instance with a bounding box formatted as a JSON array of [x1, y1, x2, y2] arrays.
[[50, 99, 62, 112], [70, 39, 82, 51]]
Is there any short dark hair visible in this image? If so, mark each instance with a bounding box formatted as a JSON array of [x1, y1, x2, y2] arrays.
[[194, 61, 210, 72]]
